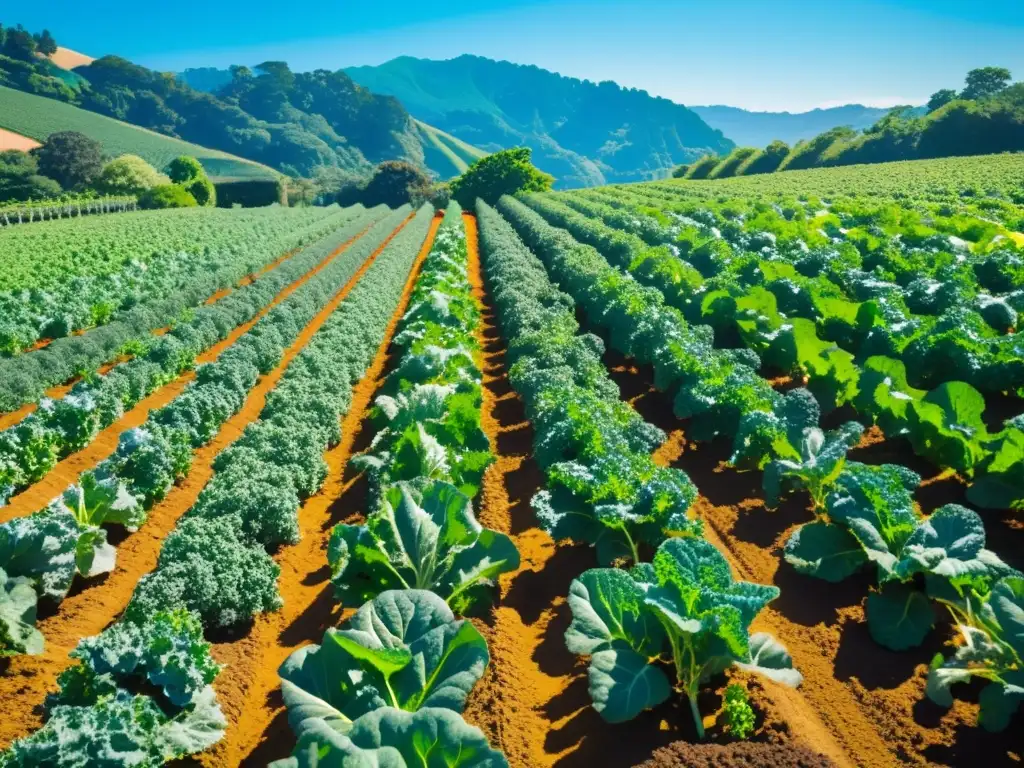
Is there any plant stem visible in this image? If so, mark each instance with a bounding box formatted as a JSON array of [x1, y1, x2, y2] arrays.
[[688, 693, 705, 740]]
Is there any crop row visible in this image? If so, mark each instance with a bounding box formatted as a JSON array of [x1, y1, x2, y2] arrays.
[[520, 191, 1024, 510], [0, 202, 347, 356], [475, 199, 801, 738], [0, 205, 413, 669], [494, 195, 1023, 734], [0, 205, 389, 508], [0, 206, 358, 411], [0, 196, 137, 228], [568, 186, 1023, 394], [270, 204, 515, 765]]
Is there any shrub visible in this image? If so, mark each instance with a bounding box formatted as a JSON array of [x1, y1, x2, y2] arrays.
[[187, 176, 216, 207], [449, 147, 553, 207], [32, 131, 103, 190], [96, 154, 168, 196], [166, 156, 205, 184], [138, 184, 197, 210]]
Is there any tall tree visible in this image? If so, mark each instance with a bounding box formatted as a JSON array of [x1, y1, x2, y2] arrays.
[[2, 24, 36, 61], [34, 29, 57, 57], [33, 131, 104, 190], [961, 67, 1012, 101], [927, 89, 958, 112]]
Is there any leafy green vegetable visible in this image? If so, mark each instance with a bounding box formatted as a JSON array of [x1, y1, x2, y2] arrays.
[[329, 481, 518, 614], [565, 537, 799, 737], [721, 683, 756, 740], [279, 590, 488, 736], [927, 576, 1024, 732], [0, 566, 43, 657], [0, 688, 226, 768], [54, 609, 221, 709], [270, 707, 509, 768], [763, 422, 863, 510]]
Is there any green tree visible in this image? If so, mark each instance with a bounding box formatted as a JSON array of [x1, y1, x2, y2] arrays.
[[0, 150, 62, 202], [683, 155, 720, 179], [138, 184, 198, 209], [32, 131, 103, 190], [927, 88, 958, 112], [961, 67, 1012, 101], [33, 29, 57, 57], [2, 25, 36, 61], [166, 156, 205, 184], [449, 147, 553, 207], [358, 160, 433, 208], [187, 176, 216, 207], [96, 154, 168, 195]]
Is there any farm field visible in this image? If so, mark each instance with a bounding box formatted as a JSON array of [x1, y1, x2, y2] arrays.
[[1, 153, 1023, 768], [0, 86, 279, 182]]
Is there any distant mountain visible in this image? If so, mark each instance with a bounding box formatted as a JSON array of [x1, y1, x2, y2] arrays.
[[345, 55, 734, 188], [690, 104, 901, 147]]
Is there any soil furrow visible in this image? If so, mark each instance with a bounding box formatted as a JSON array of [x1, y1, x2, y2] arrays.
[[200, 212, 441, 768], [0, 244, 308, 432], [0, 226, 372, 524], [0, 217, 408, 749], [461, 212, 572, 768]]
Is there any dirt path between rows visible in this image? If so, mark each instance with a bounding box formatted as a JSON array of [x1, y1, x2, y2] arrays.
[[200, 212, 441, 767], [0, 218, 406, 749], [0, 227, 373, 524], [0, 243, 314, 433]]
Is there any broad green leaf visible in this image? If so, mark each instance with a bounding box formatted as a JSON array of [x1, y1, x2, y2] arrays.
[[587, 644, 672, 723], [0, 566, 43, 657], [866, 582, 934, 651], [783, 521, 867, 582], [565, 568, 665, 658], [735, 632, 803, 687], [279, 590, 488, 736], [271, 707, 508, 768], [328, 481, 518, 611], [978, 672, 1024, 733]]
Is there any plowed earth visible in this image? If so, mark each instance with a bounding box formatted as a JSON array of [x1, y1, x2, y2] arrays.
[[0, 217, 407, 748]]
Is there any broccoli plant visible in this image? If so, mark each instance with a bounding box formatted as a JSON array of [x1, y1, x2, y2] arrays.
[[328, 480, 518, 613], [565, 537, 801, 738]]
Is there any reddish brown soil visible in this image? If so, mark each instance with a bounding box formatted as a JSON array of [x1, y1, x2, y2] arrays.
[[198, 212, 438, 767], [636, 739, 835, 768], [0, 244, 307, 432], [0, 219, 404, 749], [0, 229, 370, 524]]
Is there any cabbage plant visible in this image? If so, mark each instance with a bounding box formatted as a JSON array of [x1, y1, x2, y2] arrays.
[[565, 537, 801, 738]]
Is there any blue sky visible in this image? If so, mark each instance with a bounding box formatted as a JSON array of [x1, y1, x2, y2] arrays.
[[7, 0, 1024, 111]]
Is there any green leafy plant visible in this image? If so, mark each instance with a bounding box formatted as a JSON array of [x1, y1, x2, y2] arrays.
[[278, 590, 488, 734], [565, 537, 800, 737], [329, 481, 518, 613], [270, 707, 508, 768], [721, 683, 756, 740], [0, 566, 43, 657], [926, 576, 1024, 733]]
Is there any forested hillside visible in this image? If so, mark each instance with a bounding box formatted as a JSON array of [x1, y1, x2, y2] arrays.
[[0, 24, 428, 180], [346, 55, 733, 187]]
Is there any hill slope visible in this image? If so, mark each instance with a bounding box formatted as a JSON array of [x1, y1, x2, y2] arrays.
[[690, 104, 897, 147], [345, 55, 733, 188], [176, 66, 486, 180], [0, 85, 279, 181]]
